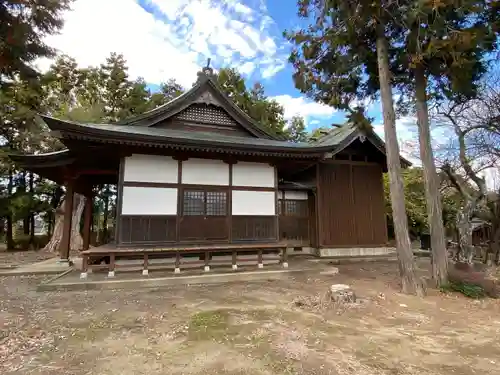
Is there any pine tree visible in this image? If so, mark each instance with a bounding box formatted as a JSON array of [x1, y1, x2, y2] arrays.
[[286, 116, 308, 142], [0, 0, 72, 85]]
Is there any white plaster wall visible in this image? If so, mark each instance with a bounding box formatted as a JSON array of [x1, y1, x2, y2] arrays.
[[182, 158, 229, 185], [123, 154, 178, 183], [121, 187, 177, 215], [284, 191, 308, 200], [232, 162, 275, 187], [232, 190, 275, 215]]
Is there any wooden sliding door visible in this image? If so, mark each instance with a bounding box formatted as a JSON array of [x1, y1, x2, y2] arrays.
[[179, 187, 229, 242]]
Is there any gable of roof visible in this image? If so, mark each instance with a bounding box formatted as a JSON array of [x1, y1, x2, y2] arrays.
[[310, 123, 412, 167], [117, 70, 281, 140]]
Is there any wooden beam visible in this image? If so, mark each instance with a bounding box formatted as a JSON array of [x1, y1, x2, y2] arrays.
[[59, 178, 75, 261]]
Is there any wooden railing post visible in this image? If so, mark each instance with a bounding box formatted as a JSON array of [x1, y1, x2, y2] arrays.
[[232, 250, 237, 270], [80, 254, 89, 279], [174, 251, 181, 273], [142, 253, 149, 276], [204, 251, 210, 272], [258, 249, 263, 269], [281, 248, 288, 268], [108, 253, 115, 277]]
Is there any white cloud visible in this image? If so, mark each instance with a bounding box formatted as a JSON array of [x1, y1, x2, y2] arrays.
[[271, 94, 337, 124], [37, 0, 287, 87], [309, 120, 320, 126]]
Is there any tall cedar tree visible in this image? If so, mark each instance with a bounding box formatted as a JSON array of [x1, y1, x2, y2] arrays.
[[288, 0, 499, 284], [0, 0, 72, 85], [404, 1, 498, 277], [287, 0, 425, 295]]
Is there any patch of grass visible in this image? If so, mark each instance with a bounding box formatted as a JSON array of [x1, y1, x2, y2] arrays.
[[440, 281, 487, 299], [188, 310, 230, 340]]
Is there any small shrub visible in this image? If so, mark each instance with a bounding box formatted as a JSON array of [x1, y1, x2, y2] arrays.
[[447, 265, 500, 299], [440, 281, 486, 299]]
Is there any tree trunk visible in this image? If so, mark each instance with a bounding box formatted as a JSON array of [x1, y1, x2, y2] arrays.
[[28, 172, 35, 246], [19, 171, 29, 235], [414, 66, 448, 286], [47, 212, 53, 237], [102, 185, 109, 243], [6, 169, 14, 250], [456, 201, 476, 264], [376, 28, 425, 296], [43, 193, 86, 253], [493, 226, 500, 265]]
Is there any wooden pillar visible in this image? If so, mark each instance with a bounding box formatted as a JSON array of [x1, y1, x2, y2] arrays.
[[82, 190, 93, 251], [59, 178, 75, 261]]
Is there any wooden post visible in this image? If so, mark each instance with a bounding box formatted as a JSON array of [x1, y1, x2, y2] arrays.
[[108, 253, 115, 277], [232, 250, 237, 270], [142, 253, 149, 276], [59, 178, 75, 262], [281, 248, 288, 268], [174, 251, 181, 273], [204, 251, 210, 272], [80, 253, 88, 279], [82, 190, 93, 251], [258, 249, 263, 269]]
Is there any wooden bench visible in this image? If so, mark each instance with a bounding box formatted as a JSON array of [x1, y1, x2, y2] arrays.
[[80, 243, 289, 279]]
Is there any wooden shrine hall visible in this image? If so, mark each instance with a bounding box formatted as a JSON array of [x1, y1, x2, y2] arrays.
[[9, 66, 408, 278]]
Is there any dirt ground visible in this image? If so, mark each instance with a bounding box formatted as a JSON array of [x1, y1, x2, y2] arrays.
[[1, 256, 500, 375], [0, 249, 55, 268]]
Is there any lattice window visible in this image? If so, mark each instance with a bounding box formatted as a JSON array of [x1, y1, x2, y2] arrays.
[[206, 191, 227, 216], [183, 189, 227, 216], [183, 191, 205, 215], [282, 200, 308, 217], [175, 104, 237, 126]]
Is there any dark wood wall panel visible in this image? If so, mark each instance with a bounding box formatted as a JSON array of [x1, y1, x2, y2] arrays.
[[120, 215, 176, 244], [232, 216, 277, 242], [367, 165, 388, 244], [318, 164, 355, 246], [353, 166, 374, 245], [318, 163, 387, 247]]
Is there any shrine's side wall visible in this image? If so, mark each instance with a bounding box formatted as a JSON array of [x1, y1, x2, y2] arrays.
[[116, 154, 278, 246]]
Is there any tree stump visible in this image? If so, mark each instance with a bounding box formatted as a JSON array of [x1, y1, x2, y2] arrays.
[[329, 284, 356, 304]]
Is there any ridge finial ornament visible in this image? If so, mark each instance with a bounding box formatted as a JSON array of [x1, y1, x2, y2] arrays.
[[197, 58, 215, 81]]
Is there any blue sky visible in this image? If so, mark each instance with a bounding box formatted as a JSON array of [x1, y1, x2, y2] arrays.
[[39, 0, 420, 155]]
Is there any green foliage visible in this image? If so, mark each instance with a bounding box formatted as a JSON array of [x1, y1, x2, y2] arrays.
[[216, 67, 288, 137], [440, 281, 486, 299], [286, 0, 499, 110], [285, 116, 308, 142], [384, 167, 462, 236], [0, 0, 72, 85], [188, 310, 229, 340]]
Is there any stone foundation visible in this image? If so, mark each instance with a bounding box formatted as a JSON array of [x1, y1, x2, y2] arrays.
[[286, 247, 317, 256], [317, 247, 396, 258]]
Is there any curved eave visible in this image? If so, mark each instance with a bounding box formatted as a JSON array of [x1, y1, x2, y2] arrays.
[[314, 126, 412, 168], [8, 149, 75, 168], [44, 117, 335, 158]]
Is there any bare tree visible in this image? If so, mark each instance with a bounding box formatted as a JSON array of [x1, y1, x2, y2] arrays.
[[434, 72, 500, 264]]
